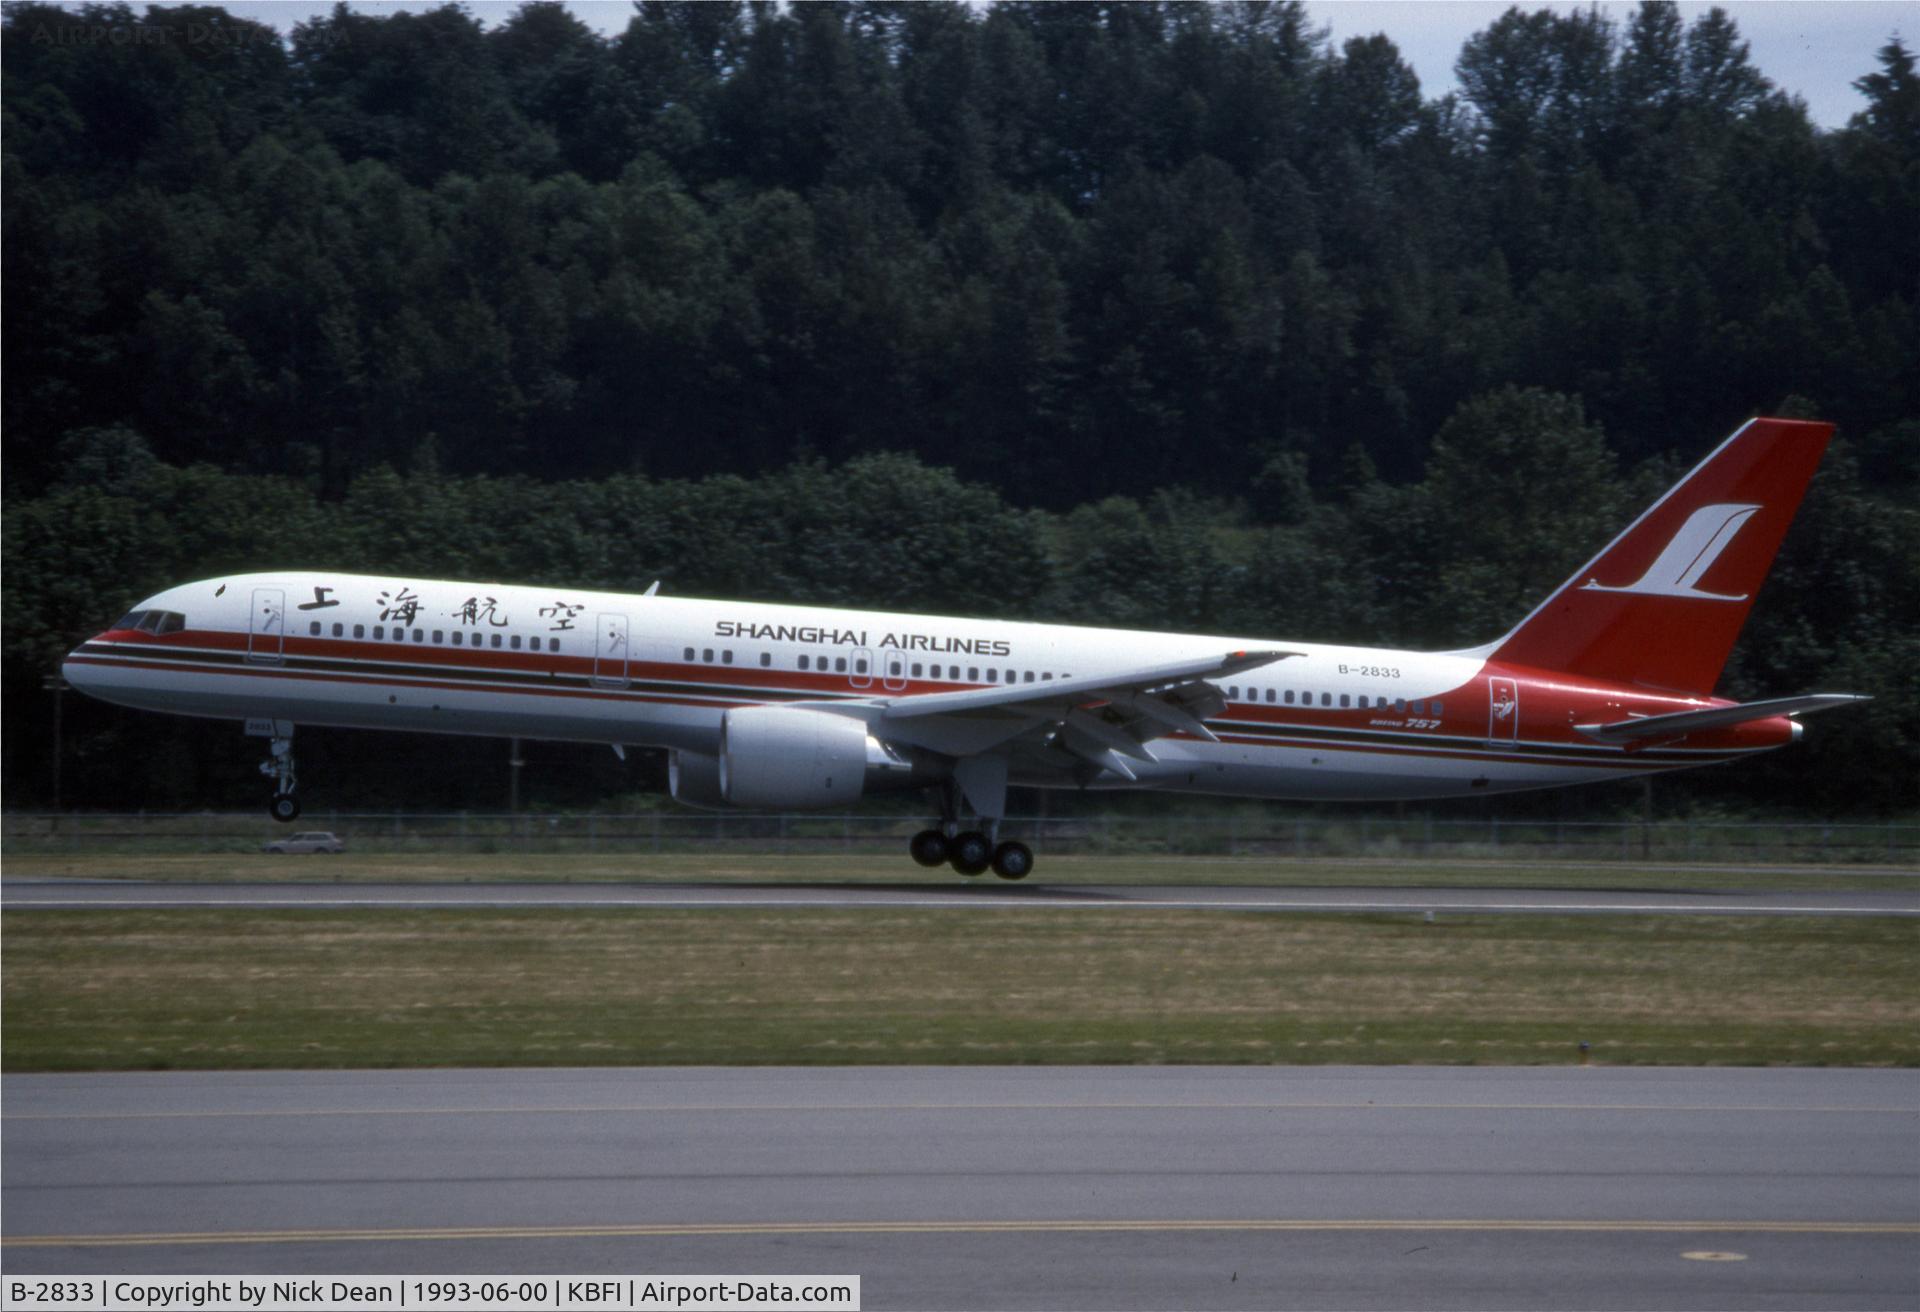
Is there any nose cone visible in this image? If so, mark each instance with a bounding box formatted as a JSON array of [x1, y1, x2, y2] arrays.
[[62, 634, 109, 696]]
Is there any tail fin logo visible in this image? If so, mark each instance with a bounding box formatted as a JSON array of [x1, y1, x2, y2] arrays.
[[1580, 503, 1762, 601]]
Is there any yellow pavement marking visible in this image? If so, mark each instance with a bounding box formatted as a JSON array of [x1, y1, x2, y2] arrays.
[[7, 1220, 1917, 1249], [7, 1101, 1916, 1121]]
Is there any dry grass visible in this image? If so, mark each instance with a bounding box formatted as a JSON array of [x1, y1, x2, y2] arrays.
[[5, 908, 1916, 1071]]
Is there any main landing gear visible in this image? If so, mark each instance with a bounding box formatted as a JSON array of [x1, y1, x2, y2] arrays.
[[907, 779, 1034, 880], [908, 828, 1034, 879], [259, 732, 300, 823]]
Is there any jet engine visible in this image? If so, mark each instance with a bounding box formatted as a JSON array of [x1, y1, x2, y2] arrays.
[[718, 706, 918, 808]]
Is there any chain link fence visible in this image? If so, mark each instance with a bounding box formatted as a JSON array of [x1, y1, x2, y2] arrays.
[[4, 811, 1916, 865]]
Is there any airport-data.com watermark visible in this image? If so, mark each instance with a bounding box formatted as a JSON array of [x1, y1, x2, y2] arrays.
[[4, 1275, 861, 1312]]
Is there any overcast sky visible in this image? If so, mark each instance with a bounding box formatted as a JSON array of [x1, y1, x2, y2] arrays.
[[216, 1, 1909, 130]]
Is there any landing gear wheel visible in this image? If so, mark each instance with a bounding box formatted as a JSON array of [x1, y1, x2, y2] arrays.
[[269, 794, 301, 823], [949, 830, 992, 877], [909, 829, 951, 868], [991, 841, 1034, 881]]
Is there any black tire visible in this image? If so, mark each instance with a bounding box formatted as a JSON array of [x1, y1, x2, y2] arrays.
[[991, 841, 1034, 881], [269, 795, 301, 823], [949, 830, 992, 876], [909, 829, 950, 868]]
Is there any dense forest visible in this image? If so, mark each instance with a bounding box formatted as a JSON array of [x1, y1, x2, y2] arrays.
[[3, 1, 1915, 815]]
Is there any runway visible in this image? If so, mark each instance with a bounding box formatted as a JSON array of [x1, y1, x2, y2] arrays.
[[4, 1066, 1916, 1310], [4, 878, 1916, 916]]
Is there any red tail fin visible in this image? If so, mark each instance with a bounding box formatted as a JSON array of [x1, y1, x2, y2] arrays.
[[1486, 417, 1834, 695]]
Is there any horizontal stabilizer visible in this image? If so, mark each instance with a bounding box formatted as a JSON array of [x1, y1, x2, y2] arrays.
[[1575, 693, 1870, 743]]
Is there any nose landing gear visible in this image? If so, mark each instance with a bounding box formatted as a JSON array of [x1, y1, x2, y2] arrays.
[[259, 733, 300, 822]]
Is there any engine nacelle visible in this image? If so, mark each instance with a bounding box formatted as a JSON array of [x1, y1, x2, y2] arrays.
[[719, 706, 915, 808], [667, 750, 726, 808]]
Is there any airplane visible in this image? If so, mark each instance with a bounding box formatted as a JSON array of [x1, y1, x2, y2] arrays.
[[61, 415, 1866, 880]]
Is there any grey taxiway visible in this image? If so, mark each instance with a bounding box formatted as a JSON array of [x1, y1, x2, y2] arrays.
[[4, 878, 1916, 916], [4, 1066, 1916, 1310]]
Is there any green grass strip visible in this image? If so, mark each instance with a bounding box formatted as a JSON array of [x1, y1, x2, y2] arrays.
[[5, 909, 1917, 1071]]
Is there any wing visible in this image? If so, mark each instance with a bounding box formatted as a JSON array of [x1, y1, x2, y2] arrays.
[[799, 648, 1302, 782]]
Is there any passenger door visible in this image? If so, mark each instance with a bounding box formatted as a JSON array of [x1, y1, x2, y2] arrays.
[[594, 613, 631, 689], [248, 588, 286, 665], [1487, 676, 1519, 745]]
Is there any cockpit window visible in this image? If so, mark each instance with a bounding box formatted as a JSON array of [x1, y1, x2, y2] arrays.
[[121, 609, 185, 635]]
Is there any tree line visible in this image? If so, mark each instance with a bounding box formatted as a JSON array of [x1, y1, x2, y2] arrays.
[[2, 2, 1915, 813], [4, 2, 1915, 495]]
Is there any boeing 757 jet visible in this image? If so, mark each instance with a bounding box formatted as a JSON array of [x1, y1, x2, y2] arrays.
[[63, 416, 1866, 879]]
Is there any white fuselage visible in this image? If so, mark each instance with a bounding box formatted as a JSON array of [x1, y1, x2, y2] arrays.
[[63, 571, 1767, 804]]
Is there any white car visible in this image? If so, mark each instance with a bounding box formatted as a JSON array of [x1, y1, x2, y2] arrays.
[[262, 831, 345, 854]]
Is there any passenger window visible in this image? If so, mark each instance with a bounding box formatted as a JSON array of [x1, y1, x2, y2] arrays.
[[835, 657, 847, 673], [309, 621, 322, 636], [1321, 693, 1332, 707], [491, 634, 502, 649], [1356, 694, 1367, 708], [1266, 688, 1276, 703], [1431, 700, 1444, 717], [332, 622, 344, 637], [856, 658, 868, 674], [1393, 698, 1406, 713], [723, 650, 734, 665], [451, 631, 463, 646], [413, 629, 425, 642], [1284, 690, 1295, 705], [1228, 686, 1238, 700], [1339, 694, 1350, 708], [912, 663, 923, 677], [759, 652, 771, 667], [1024, 671, 1035, 683], [432, 631, 444, 644], [1042, 672, 1053, 681], [987, 669, 998, 683], [373, 625, 385, 640], [967, 667, 978, 681], [799, 655, 810, 671], [683, 647, 694, 661], [702, 648, 714, 663], [353, 624, 365, 639], [511, 634, 523, 650], [548, 638, 560, 652]]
